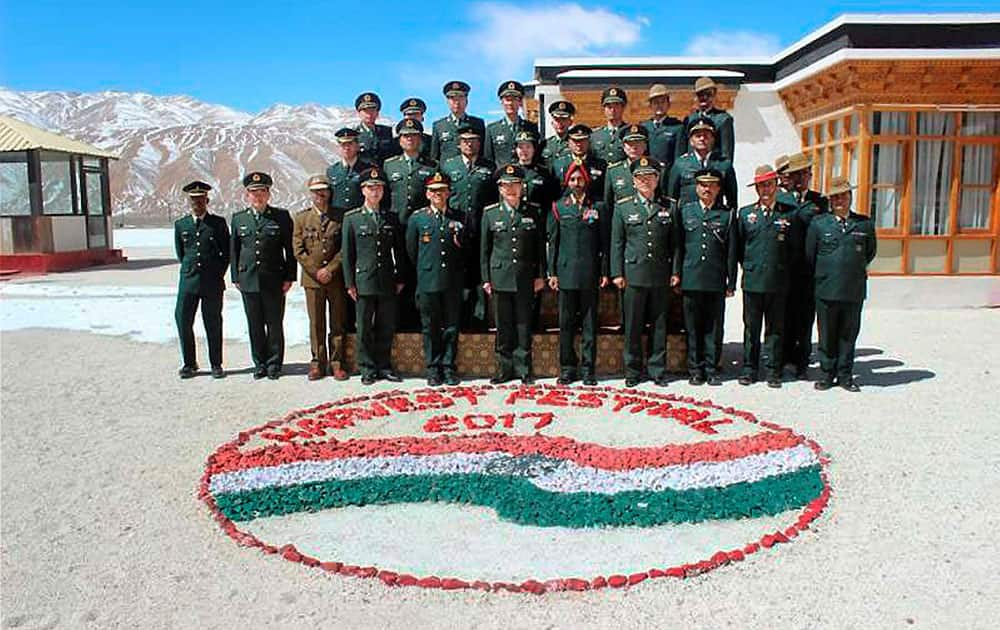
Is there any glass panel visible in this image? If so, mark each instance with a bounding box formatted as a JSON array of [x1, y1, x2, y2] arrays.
[[850, 112, 859, 136], [961, 145, 994, 185], [958, 144, 992, 229], [832, 118, 843, 140], [871, 111, 908, 135], [871, 143, 904, 184], [870, 188, 900, 228], [911, 140, 954, 235], [817, 124, 826, 143], [917, 112, 954, 136], [908, 239, 948, 274], [832, 143, 844, 177], [869, 238, 903, 273], [0, 153, 31, 216], [804, 127, 812, 146], [952, 239, 994, 273], [815, 148, 826, 192], [961, 112, 1000, 136], [849, 143, 859, 185], [85, 172, 106, 216], [87, 216, 107, 248], [40, 151, 74, 215], [82, 158, 101, 168]]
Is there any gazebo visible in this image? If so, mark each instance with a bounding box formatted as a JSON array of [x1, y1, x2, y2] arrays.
[[0, 115, 124, 272]]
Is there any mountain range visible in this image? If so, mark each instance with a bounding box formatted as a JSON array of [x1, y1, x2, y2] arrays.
[[0, 88, 372, 223]]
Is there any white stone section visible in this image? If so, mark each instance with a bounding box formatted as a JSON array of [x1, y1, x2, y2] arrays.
[[731, 85, 800, 207], [50, 216, 88, 252]]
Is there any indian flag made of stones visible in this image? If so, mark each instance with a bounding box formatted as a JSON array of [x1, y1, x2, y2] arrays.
[[201, 385, 830, 593]]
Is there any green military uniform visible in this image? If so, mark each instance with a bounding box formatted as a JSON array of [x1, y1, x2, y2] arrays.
[[610, 158, 676, 384], [399, 97, 433, 163], [405, 177, 464, 384], [805, 197, 876, 389], [548, 189, 605, 383], [441, 147, 497, 329], [784, 187, 830, 375], [484, 81, 538, 165], [231, 173, 296, 377], [553, 153, 607, 203], [520, 161, 558, 209], [431, 81, 485, 163], [481, 170, 546, 381], [591, 122, 628, 164], [327, 158, 376, 213], [729, 194, 801, 384], [174, 185, 229, 376], [293, 184, 349, 377], [678, 108, 735, 160], [642, 116, 684, 174], [341, 175, 406, 382], [668, 151, 738, 209], [354, 92, 398, 166], [540, 133, 569, 168], [673, 194, 732, 382]]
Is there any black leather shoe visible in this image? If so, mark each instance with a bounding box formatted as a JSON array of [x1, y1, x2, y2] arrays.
[[795, 367, 809, 380], [582, 376, 598, 386], [444, 373, 460, 386], [381, 371, 403, 383], [211, 366, 225, 379], [490, 374, 514, 385], [267, 367, 281, 380], [840, 379, 861, 393], [521, 375, 535, 385], [361, 373, 377, 385], [688, 374, 705, 386], [707, 375, 723, 386], [253, 367, 267, 380], [178, 366, 196, 379], [814, 379, 834, 391], [556, 375, 575, 385], [767, 377, 783, 388], [738, 375, 754, 386], [655, 376, 671, 387], [427, 374, 443, 387], [624, 377, 640, 388]]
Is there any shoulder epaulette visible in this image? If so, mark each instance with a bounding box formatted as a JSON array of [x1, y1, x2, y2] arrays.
[[484, 203, 501, 211], [344, 208, 362, 217], [618, 196, 634, 204], [384, 155, 402, 163], [609, 160, 626, 168]]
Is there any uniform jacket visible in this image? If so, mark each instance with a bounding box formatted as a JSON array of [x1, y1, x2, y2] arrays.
[[729, 200, 800, 293], [590, 122, 628, 164], [405, 206, 465, 293], [341, 206, 405, 296], [383, 153, 438, 226], [540, 133, 569, 168], [326, 158, 376, 211], [552, 154, 608, 205], [483, 116, 539, 165], [806, 211, 877, 304], [678, 108, 735, 161], [230, 206, 296, 292], [610, 194, 676, 287], [292, 206, 344, 289], [519, 162, 559, 210], [604, 158, 670, 219], [673, 201, 732, 293], [430, 114, 486, 163], [356, 122, 398, 166], [642, 117, 684, 172], [547, 193, 605, 289], [480, 201, 546, 292], [174, 213, 230, 295], [441, 154, 497, 239], [668, 152, 738, 209]]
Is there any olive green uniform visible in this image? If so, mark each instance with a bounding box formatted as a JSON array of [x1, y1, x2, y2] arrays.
[[293, 205, 348, 374], [327, 158, 377, 212], [729, 200, 800, 380], [590, 122, 628, 164], [642, 116, 684, 174], [540, 133, 569, 169], [484, 117, 539, 166], [430, 114, 486, 163], [678, 108, 735, 161], [230, 206, 296, 371], [667, 152, 738, 209], [356, 122, 398, 166], [406, 206, 465, 379], [806, 211, 877, 383], [784, 189, 830, 373], [341, 205, 405, 379], [548, 193, 605, 380], [673, 201, 732, 378], [610, 194, 676, 381], [174, 213, 230, 369], [481, 201, 546, 379]]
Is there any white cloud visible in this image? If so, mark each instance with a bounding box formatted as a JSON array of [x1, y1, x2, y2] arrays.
[[455, 3, 645, 75], [683, 31, 781, 58]]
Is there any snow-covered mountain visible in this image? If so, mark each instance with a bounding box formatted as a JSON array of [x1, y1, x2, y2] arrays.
[[0, 88, 374, 222]]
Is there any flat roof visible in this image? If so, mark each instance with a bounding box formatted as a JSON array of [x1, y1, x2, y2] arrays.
[[0, 116, 117, 159]]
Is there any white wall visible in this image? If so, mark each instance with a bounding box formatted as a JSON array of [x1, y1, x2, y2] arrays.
[[731, 85, 801, 207], [50, 216, 88, 252], [0, 218, 14, 254]]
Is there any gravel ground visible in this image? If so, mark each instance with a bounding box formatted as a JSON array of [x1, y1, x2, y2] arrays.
[[2, 275, 1000, 628]]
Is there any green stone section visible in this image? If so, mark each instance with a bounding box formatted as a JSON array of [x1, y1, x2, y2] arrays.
[[214, 465, 823, 528]]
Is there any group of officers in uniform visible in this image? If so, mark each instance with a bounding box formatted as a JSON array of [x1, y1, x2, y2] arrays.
[[174, 77, 877, 392]]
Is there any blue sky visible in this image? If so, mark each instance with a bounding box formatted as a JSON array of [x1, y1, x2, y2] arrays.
[[2, 1, 997, 121]]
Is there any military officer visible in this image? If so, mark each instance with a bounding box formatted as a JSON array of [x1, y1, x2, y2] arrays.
[[354, 92, 397, 165], [431, 81, 486, 163], [341, 167, 406, 385], [481, 164, 546, 384], [405, 172, 465, 386], [484, 80, 539, 166], [728, 165, 801, 388], [667, 116, 738, 208], [540, 100, 575, 168], [783, 152, 830, 379], [441, 123, 497, 329], [677, 77, 735, 161], [548, 161, 608, 385], [610, 157, 676, 387], [514, 129, 558, 209], [552, 124, 607, 203], [327, 128, 377, 214], [590, 86, 630, 164], [774, 154, 798, 206], [642, 84, 684, 174], [399, 97, 433, 162], [174, 181, 230, 379], [670, 169, 733, 386], [604, 123, 651, 220], [230, 172, 296, 379], [806, 176, 876, 392], [293, 174, 350, 381]]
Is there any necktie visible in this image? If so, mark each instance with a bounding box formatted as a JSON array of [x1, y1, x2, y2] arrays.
[[195, 217, 202, 229]]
